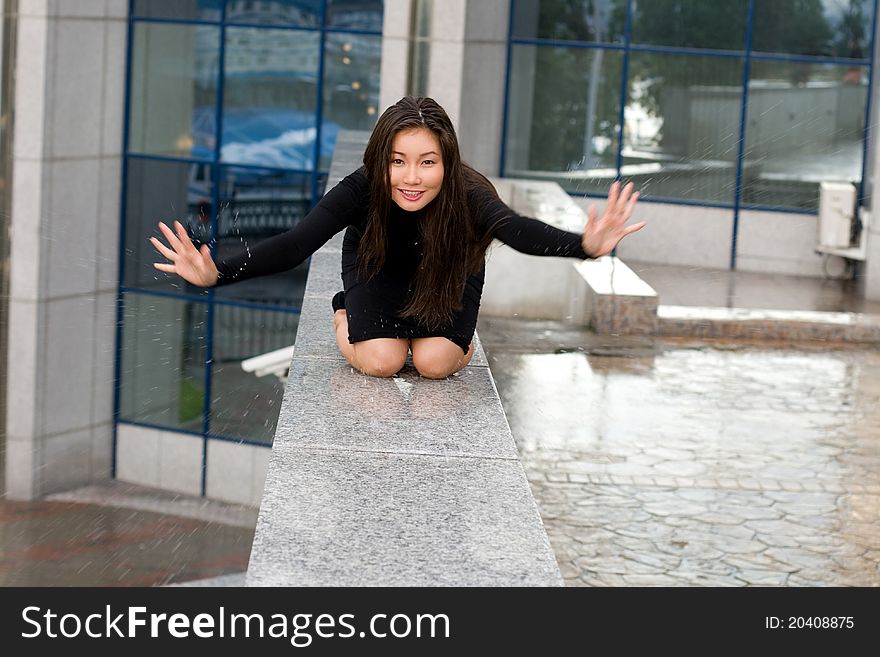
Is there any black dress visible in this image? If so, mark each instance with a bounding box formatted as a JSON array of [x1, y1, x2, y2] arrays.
[[215, 168, 590, 353]]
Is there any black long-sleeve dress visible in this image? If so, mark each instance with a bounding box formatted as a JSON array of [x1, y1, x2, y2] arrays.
[[216, 168, 590, 352]]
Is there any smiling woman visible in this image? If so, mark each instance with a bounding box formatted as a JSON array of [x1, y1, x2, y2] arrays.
[[388, 129, 444, 210], [152, 95, 644, 379]]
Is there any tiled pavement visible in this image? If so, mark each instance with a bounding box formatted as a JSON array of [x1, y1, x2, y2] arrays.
[[479, 317, 880, 587]]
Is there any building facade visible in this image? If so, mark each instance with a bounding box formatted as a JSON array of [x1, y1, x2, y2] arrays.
[[2, 0, 879, 503]]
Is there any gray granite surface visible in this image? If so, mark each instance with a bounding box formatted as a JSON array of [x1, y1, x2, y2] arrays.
[[302, 250, 344, 300], [247, 449, 562, 587], [276, 359, 515, 458]]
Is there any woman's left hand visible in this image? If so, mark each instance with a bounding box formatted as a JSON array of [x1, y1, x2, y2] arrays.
[[581, 181, 645, 258]]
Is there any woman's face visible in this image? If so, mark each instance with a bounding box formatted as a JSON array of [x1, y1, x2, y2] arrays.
[[388, 128, 444, 212]]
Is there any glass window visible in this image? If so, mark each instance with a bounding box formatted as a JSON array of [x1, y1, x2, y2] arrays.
[[742, 61, 867, 209], [326, 0, 384, 32], [752, 0, 874, 59], [226, 0, 322, 27], [221, 27, 320, 168], [128, 23, 220, 159], [505, 44, 623, 195], [125, 157, 214, 296], [623, 52, 744, 204], [215, 167, 313, 306], [132, 0, 223, 22], [119, 293, 209, 432], [320, 33, 382, 169], [208, 306, 299, 443], [630, 0, 747, 50], [512, 0, 626, 44]]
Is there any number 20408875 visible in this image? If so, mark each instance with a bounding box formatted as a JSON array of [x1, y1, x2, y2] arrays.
[[765, 617, 854, 629]]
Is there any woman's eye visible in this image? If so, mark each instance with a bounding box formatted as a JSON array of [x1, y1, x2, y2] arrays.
[[391, 158, 404, 165]]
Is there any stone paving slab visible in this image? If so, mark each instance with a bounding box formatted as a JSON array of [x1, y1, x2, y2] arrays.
[[275, 358, 514, 459], [247, 448, 562, 586]]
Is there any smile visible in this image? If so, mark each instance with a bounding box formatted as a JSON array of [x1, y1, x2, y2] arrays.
[[399, 189, 426, 201]]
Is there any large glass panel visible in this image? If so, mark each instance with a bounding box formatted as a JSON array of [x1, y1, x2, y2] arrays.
[[326, 0, 384, 32], [320, 33, 382, 169], [221, 27, 320, 168], [129, 23, 220, 159], [208, 306, 299, 443], [505, 44, 623, 195], [631, 0, 747, 50], [226, 0, 321, 27], [125, 157, 214, 295], [623, 52, 744, 204], [215, 167, 313, 306], [752, 0, 874, 59], [742, 61, 867, 209], [119, 293, 209, 432], [512, 0, 625, 44], [132, 0, 222, 22]]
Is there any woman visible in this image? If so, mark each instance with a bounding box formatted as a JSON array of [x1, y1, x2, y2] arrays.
[[151, 96, 644, 379]]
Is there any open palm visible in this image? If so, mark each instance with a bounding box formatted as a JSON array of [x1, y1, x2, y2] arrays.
[[581, 181, 645, 258], [151, 220, 219, 287]]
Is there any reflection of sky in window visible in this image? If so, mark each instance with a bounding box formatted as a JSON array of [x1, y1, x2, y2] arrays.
[[192, 106, 341, 169]]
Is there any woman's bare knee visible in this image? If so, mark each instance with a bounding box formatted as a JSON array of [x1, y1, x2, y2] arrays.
[[352, 340, 408, 377], [414, 361, 457, 379], [411, 338, 470, 379]]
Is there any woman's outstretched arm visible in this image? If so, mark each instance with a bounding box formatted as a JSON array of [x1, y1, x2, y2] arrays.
[[151, 169, 368, 287], [478, 180, 644, 259]]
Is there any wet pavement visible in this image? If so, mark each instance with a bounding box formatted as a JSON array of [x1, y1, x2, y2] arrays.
[[0, 482, 256, 586], [478, 316, 880, 587]]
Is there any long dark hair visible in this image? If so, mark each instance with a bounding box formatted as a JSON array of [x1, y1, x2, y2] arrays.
[[361, 96, 497, 329]]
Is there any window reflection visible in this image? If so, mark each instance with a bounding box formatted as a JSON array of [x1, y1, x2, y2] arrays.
[[209, 305, 298, 444], [505, 44, 623, 195], [214, 167, 312, 307], [125, 158, 214, 295], [129, 23, 220, 160], [132, 0, 223, 22], [326, 0, 384, 32], [631, 0, 747, 50], [752, 0, 874, 59], [226, 0, 322, 26], [221, 27, 321, 168], [743, 61, 867, 209], [506, 0, 875, 210], [320, 33, 382, 168], [512, 0, 625, 44], [119, 293, 209, 433], [623, 53, 743, 204]]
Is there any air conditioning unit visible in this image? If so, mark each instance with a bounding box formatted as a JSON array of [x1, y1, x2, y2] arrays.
[[817, 182, 855, 249]]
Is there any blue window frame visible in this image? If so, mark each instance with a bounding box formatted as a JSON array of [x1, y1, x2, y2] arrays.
[[116, 0, 383, 493], [503, 0, 878, 268]]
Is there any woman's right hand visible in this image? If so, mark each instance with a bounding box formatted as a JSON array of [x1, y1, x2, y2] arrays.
[[151, 220, 220, 287]]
